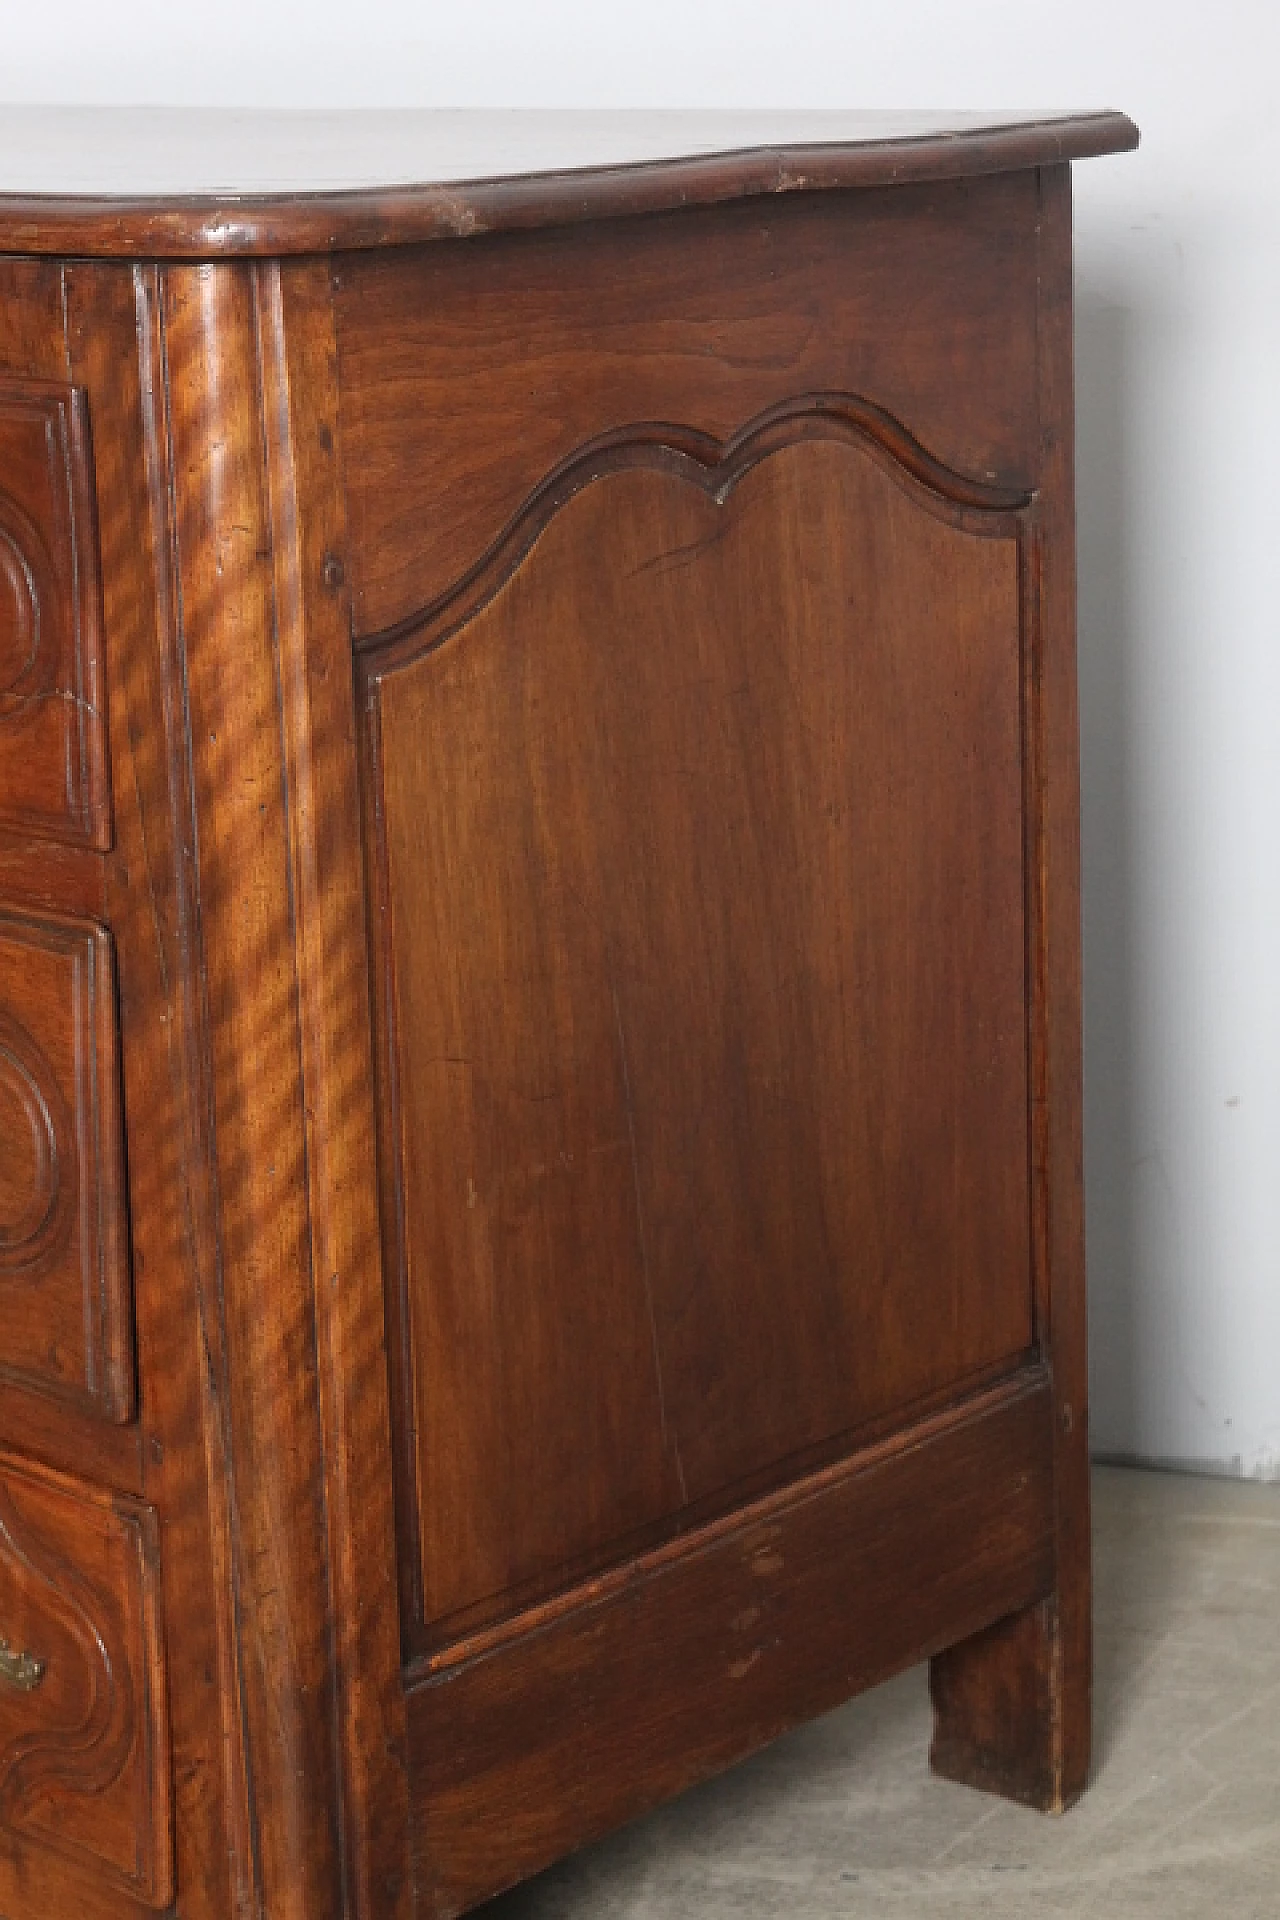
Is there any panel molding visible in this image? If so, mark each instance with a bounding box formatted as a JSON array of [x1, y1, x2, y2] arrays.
[[0, 1009, 69, 1268], [359, 394, 1032, 673], [0, 1450, 172, 1906], [358, 409, 1042, 1654], [0, 906, 135, 1422], [0, 377, 111, 848], [407, 1367, 1055, 1915], [0, 503, 55, 698]]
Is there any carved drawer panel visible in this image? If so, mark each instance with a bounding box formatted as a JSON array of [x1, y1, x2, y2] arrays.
[[0, 907, 135, 1421], [0, 1450, 172, 1907], [0, 377, 110, 848]]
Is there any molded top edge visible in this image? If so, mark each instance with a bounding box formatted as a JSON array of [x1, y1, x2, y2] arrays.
[[0, 108, 1139, 258]]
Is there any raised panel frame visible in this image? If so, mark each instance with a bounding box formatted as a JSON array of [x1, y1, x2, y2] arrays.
[[0, 377, 111, 849], [356, 396, 1048, 1658], [98, 162, 1090, 1920], [0, 1448, 172, 1908], [0, 906, 136, 1422]]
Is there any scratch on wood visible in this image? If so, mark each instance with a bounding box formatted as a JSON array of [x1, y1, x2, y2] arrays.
[[751, 1547, 785, 1578]]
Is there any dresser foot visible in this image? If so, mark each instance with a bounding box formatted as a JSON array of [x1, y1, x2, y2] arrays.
[[928, 1595, 1089, 1813]]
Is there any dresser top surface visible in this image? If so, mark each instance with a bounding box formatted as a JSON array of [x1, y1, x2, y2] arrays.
[[0, 107, 1137, 259]]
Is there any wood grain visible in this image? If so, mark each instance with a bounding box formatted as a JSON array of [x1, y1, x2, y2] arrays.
[[257, 254, 412, 1920], [158, 258, 347, 1920], [72, 257, 254, 1920], [336, 175, 1043, 635], [929, 162, 1093, 1814], [0, 132, 1128, 1915], [363, 419, 1035, 1650], [0, 906, 134, 1421], [0, 108, 1137, 258], [0, 261, 66, 378], [0, 1448, 171, 1906], [409, 1370, 1056, 1917], [0, 377, 111, 848]]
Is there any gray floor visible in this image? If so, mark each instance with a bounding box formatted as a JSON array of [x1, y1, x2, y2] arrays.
[[482, 1466, 1280, 1918]]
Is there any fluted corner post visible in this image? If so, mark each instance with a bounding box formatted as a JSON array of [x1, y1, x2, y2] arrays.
[[158, 258, 409, 1919]]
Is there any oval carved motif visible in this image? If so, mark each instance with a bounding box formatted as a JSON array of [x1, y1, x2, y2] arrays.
[[0, 1020, 66, 1271], [0, 527, 39, 695], [0, 381, 110, 846]]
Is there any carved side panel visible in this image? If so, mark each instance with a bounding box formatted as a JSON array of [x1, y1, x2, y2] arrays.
[[0, 1450, 172, 1906], [0, 378, 110, 848], [334, 173, 1043, 637], [360, 409, 1038, 1652], [0, 907, 135, 1421]]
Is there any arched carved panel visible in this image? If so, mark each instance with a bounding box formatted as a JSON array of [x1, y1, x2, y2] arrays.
[[0, 377, 110, 848], [0, 908, 135, 1421], [0, 1451, 172, 1906], [334, 172, 1045, 638], [359, 406, 1037, 1649]]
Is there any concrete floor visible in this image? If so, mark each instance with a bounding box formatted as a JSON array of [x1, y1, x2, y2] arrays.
[[482, 1466, 1280, 1919]]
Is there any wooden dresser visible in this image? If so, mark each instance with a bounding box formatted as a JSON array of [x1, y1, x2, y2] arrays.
[[0, 109, 1137, 1919]]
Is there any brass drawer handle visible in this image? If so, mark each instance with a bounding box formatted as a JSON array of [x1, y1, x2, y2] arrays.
[[0, 1637, 46, 1692]]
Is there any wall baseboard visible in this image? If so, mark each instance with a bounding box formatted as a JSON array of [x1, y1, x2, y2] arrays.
[[1091, 1449, 1280, 1486]]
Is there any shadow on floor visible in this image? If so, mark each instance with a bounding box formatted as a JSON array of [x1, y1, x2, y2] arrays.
[[469, 1467, 1280, 1917]]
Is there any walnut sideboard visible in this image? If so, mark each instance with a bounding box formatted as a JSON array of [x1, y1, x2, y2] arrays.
[[0, 109, 1137, 1919]]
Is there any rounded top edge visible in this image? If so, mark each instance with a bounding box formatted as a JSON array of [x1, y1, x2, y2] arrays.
[[0, 108, 1140, 258]]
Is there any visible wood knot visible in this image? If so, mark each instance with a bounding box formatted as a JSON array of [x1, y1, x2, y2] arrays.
[[322, 552, 346, 593]]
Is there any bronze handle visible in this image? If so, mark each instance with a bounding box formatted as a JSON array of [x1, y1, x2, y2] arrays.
[[0, 1637, 45, 1692]]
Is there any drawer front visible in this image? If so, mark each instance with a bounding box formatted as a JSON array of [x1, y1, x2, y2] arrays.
[[0, 377, 110, 848], [0, 907, 135, 1421], [0, 1451, 172, 1907]]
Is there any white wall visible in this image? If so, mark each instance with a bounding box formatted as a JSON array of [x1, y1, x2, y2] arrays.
[[4, 2, 1277, 1477]]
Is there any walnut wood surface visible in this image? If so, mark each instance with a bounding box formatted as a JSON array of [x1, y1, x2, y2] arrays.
[[260, 254, 413, 1920], [0, 109, 1137, 257], [928, 164, 1093, 1814], [0, 906, 134, 1421], [0, 125, 1132, 1917], [72, 257, 261, 1920], [363, 422, 1035, 1649], [0, 376, 110, 848], [160, 258, 349, 1920], [0, 1449, 171, 1907], [335, 174, 1042, 637], [409, 1371, 1055, 1916]]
